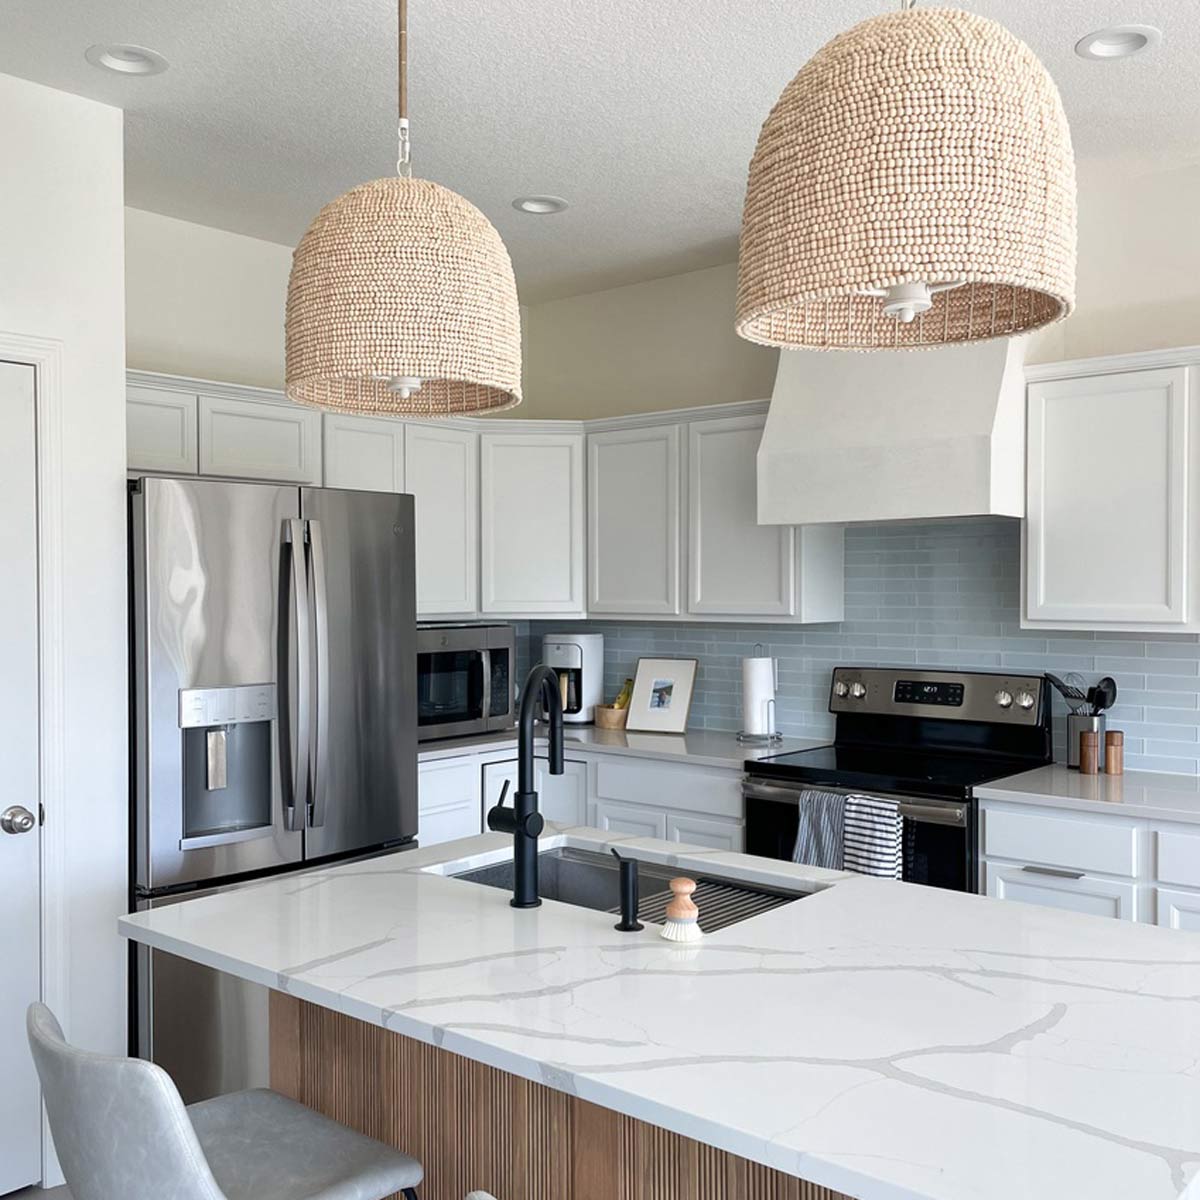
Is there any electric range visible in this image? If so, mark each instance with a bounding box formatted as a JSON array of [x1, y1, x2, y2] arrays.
[[743, 666, 1052, 892]]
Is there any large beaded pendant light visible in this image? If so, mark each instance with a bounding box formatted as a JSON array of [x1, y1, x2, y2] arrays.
[[285, 0, 521, 414], [736, 1, 1076, 351]]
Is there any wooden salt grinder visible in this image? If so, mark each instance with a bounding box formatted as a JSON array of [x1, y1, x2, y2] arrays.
[[1079, 729, 1100, 775], [1105, 730, 1124, 776]]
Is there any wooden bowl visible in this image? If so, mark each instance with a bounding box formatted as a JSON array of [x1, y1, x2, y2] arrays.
[[594, 704, 628, 730]]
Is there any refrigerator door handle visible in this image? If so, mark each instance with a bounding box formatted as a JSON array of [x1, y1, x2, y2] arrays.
[[308, 518, 331, 829], [282, 519, 312, 831]]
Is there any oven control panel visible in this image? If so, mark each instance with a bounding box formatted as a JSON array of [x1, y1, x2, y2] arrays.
[[830, 667, 1045, 724]]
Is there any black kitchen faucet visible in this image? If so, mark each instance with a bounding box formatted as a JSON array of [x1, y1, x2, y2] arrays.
[[486, 663, 564, 907]]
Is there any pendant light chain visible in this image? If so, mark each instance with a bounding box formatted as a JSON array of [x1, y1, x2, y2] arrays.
[[396, 0, 411, 177]]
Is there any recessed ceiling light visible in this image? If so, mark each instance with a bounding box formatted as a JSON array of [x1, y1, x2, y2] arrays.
[[84, 44, 169, 76], [1074, 25, 1161, 61], [512, 195, 568, 215]]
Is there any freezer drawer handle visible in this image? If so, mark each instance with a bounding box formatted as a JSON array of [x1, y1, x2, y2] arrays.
[[282, 519, 311, 830], [308, 518, 331, 829]]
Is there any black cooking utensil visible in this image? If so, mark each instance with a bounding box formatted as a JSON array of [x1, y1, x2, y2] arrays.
[[1091, 676, 1117, 715]]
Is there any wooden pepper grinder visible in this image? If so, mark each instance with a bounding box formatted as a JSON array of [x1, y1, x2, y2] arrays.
[[1105, 730, 1125, 775], [1079, 729, 1100, 775], [660, 877, 702, 942]]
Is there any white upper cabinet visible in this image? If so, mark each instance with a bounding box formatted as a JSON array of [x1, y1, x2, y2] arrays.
[[406, 423, 479, 617], [323, 413, 405, 492], [688, 414, 795, 616], [1024, 366, 1191, 629], [480, 430, 585, 615], [588, 425, 681, 615], [199, 393, 322, 484], [127, 385, 198, 475]]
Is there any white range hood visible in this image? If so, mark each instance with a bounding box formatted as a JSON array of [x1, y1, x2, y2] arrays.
[[757, 338, 1027, 526]]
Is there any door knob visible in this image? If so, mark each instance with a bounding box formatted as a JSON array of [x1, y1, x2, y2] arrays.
[[1, 805, 36, 835]]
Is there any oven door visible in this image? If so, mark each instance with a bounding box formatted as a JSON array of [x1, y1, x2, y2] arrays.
[[742, 778, 976, 893]]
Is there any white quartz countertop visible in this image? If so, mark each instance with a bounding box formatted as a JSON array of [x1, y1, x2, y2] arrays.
[[417, 726, 826, 771], [120, 828, 1200, 1200], [977, 763, 1200, 824]]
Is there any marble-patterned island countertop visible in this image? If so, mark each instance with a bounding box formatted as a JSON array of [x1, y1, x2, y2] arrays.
[[120, 827, 1200, 1200]]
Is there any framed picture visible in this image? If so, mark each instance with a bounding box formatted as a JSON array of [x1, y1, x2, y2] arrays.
[[625, 657, 698, 734]]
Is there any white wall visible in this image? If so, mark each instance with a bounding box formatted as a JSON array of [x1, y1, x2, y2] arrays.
[[126, 207, 293, 389], [0, 71, 127, 1154]]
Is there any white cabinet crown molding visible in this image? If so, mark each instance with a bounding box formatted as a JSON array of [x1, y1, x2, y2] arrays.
[[1024, 345, 1200, 383]]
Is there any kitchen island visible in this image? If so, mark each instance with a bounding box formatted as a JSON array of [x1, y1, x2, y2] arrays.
[[120, 827, 1200, 1200]]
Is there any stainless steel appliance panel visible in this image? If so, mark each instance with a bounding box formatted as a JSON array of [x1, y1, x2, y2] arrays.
[[416, 623, 516, 740], [132, 477, 303, 891], [299, 487, 417, 860], [136, 884, 270, 1103]]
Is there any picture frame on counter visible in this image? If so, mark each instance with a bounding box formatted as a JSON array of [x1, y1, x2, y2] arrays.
[[625, 657, 698, 734]]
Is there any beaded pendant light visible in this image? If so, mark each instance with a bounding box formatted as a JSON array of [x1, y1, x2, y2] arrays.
[[736, 1, 1076, 351], [285, 0, 521, 414]]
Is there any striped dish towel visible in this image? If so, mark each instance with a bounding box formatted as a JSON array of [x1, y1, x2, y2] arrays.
[[843, 794, 903, 879], [792, 789, 846, 871]]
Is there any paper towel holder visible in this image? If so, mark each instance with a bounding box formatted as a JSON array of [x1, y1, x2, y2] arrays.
[[737, 697, 782, 746]]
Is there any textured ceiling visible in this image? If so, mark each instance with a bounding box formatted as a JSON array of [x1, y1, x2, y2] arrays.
[[0, 1, 1193, 301]]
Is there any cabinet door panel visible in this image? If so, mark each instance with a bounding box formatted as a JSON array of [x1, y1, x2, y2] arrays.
[[199, 395, 322, 484], [592, 798, 667, 841], [128, 386, 198, 474], [1026, 368, 1189, 624], [418, 759, 482, 847], [666, 812, 743, 853], [688, 416, 794, 615], [588, 426, 680, 614], [406, 424, 479, 616], [1156, 886, 1200, 932], [984, 862, 1136, 921], [482, 758, 588, 828], [481, 432, 584, 615], [323, 414, 404, 492]]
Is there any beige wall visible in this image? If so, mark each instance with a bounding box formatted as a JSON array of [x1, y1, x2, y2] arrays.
[[123, 158, 1200, 412], [126, 207, 293, 389], [0, 73, 127, 1137]]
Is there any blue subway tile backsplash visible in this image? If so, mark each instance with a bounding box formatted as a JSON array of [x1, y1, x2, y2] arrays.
[[528, 519, 1200, 775]]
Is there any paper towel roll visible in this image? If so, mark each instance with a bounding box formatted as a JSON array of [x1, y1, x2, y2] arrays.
[[742, 657, 777, 735]]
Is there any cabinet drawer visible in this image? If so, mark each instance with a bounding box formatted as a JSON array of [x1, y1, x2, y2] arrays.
[[591, 798, 667, 841], [666, 812, 743, 853], [418, 758, 481, 846], [1156, 886, 1200, 932], [984, 861, 1137, 921], [982, 806, 1138, 878], [1156, 827, 1200, 889], [593, 758, 741, 820]]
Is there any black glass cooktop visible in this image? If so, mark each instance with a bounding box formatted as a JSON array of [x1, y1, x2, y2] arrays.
[[747, 743, 1037, 800]]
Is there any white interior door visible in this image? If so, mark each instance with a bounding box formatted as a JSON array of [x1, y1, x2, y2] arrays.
[[0, 360, 43, 1191]]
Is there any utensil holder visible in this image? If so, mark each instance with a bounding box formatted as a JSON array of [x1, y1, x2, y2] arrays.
[[1067, 713, 1106, 769]]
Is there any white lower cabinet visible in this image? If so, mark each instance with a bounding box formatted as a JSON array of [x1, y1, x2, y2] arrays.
[[666, 812, 743, 853], [1155, 887, 1200, 932], [591, 798, 668, 841], [481, 758, 588, 827], [417, 758, 483, 847], [984, 862, 1138, 921]]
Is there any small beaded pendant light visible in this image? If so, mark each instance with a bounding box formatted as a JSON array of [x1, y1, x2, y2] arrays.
[[286, 0, 521, 415], [736, 2, 1077, 351]]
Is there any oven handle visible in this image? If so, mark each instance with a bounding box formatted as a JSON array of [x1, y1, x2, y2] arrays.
[[741, 780, 966, 828]]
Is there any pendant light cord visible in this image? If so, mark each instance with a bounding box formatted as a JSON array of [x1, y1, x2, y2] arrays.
[[397, 0, 411, 176]]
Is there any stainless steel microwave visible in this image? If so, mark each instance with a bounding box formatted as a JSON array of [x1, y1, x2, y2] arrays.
[[416, 624, 516, 742]]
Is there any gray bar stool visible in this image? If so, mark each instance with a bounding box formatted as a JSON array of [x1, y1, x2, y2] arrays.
[[26, 1003, 424, 1200]]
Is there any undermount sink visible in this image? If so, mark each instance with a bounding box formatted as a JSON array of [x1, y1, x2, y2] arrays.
[[449, 845, 804, 933]]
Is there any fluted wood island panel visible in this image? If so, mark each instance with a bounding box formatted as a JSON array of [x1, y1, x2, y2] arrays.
[[270, 993, 848, 1200]]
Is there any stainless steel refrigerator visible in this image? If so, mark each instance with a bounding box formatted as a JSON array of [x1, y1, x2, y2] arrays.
[[129, 476, 417, 1101]]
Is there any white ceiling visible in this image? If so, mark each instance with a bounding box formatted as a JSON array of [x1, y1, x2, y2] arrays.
[[0, 1, 1193, 302]]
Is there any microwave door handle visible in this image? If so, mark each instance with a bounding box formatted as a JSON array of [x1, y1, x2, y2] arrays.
[[282, 519, 311, 831], [480, 648, 492, 726], [307, 519, 331, 829]]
